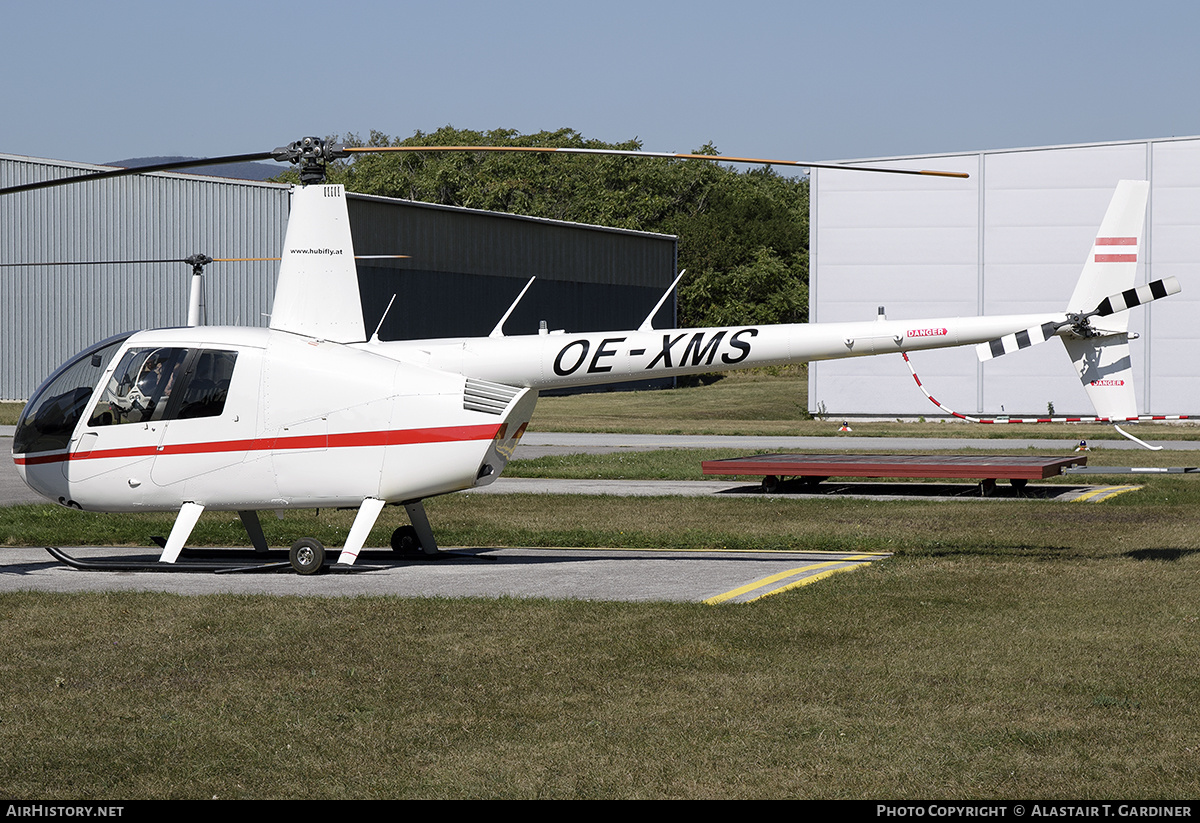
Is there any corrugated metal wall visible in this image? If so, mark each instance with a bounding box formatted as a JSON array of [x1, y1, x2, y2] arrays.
[[348, 195, 678, 341], [810, 136, 1200, 417], [1, 156, 677, 400], [1, 154, 289, 400]]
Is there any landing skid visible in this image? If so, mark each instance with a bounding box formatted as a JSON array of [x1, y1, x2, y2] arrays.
[[45, 546, 380, 574], [85, 498, 477, 574], [392, 546, 494, 562]]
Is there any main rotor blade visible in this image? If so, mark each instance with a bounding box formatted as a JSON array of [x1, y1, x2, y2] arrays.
[[0, 258, 195, 267], [1, 138, 969, 198], [0, 152, 276, 196], [344, 145, 970, 179], [0, 254, 409, 267]]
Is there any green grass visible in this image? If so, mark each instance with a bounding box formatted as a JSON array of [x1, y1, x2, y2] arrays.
[[4, 368, 1200, 798], [1, 401, 22, 426], [3, 555, 1199, 799], [530, 367, 1200, 440]]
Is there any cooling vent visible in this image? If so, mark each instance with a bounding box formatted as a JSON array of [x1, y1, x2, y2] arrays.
[[463, 378, 521, 415]]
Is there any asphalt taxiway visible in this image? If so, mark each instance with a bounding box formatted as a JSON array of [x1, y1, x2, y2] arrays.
[[0, 545, 887, 603]]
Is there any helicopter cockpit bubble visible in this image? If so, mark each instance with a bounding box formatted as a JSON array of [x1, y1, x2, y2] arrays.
[[12, 333, 133, 455]]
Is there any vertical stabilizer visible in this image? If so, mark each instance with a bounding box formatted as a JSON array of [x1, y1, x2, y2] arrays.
[[269, 184, 367, 343], [1059, 180, 1149, 421], [1063, 334, 1137, 419], [1065, 179, 1149, 332]]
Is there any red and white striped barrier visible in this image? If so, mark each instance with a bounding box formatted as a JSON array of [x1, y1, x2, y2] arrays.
[[899, 352, 1192, 449]]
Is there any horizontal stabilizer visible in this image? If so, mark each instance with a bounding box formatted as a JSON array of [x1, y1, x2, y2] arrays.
[[1094, 276, 1180, 317]]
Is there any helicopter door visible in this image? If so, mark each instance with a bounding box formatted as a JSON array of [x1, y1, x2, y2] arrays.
[[150, 348, 259, 491]]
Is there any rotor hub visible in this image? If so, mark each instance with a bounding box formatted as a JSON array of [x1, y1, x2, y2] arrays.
[[1064, 312, 1099, 338], [183, 253, 213, 276], [271, 137, 349, 185]]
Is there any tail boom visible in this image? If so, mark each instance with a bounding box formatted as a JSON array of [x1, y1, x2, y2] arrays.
[[379, 310, 1066, 392]]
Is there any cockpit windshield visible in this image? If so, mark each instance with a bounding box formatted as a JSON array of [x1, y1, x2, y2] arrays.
[[12, 333, 132, 455]]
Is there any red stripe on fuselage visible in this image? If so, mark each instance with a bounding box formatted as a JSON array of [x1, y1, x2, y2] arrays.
[[12, 424, 502, 466]]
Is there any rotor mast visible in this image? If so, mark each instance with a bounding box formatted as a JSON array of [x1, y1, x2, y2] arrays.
[[184, 254, 212, 326]]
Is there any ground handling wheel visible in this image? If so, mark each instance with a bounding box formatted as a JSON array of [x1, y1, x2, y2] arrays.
[[289, 538, 326, 575], [391, 525, 422, 557]]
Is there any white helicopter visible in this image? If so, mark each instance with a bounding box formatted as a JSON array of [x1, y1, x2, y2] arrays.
[[5, 138, 1181, 574]]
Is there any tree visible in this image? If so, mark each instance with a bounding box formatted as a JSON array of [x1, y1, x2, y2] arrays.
[[280, 127, 810, 327], [679, 247, 808, 327]]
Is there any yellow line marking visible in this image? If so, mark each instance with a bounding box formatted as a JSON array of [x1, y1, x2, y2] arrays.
[[704, 554, 879, 605], [741, 563, 874, 603], [1070, 485, 1142, 503], [460, 546, 892, 557]]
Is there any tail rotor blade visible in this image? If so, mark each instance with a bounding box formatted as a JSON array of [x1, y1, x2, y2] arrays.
[[976, 321, 1061, 362], [978, 276, 1182, 362], [1094, 276, 1181, 317]]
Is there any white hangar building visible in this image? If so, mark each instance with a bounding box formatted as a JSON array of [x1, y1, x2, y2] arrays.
[[808, 136, 1200, 418]]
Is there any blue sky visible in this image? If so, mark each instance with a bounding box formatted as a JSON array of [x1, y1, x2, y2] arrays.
[[4, 0, 1200, 169]]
